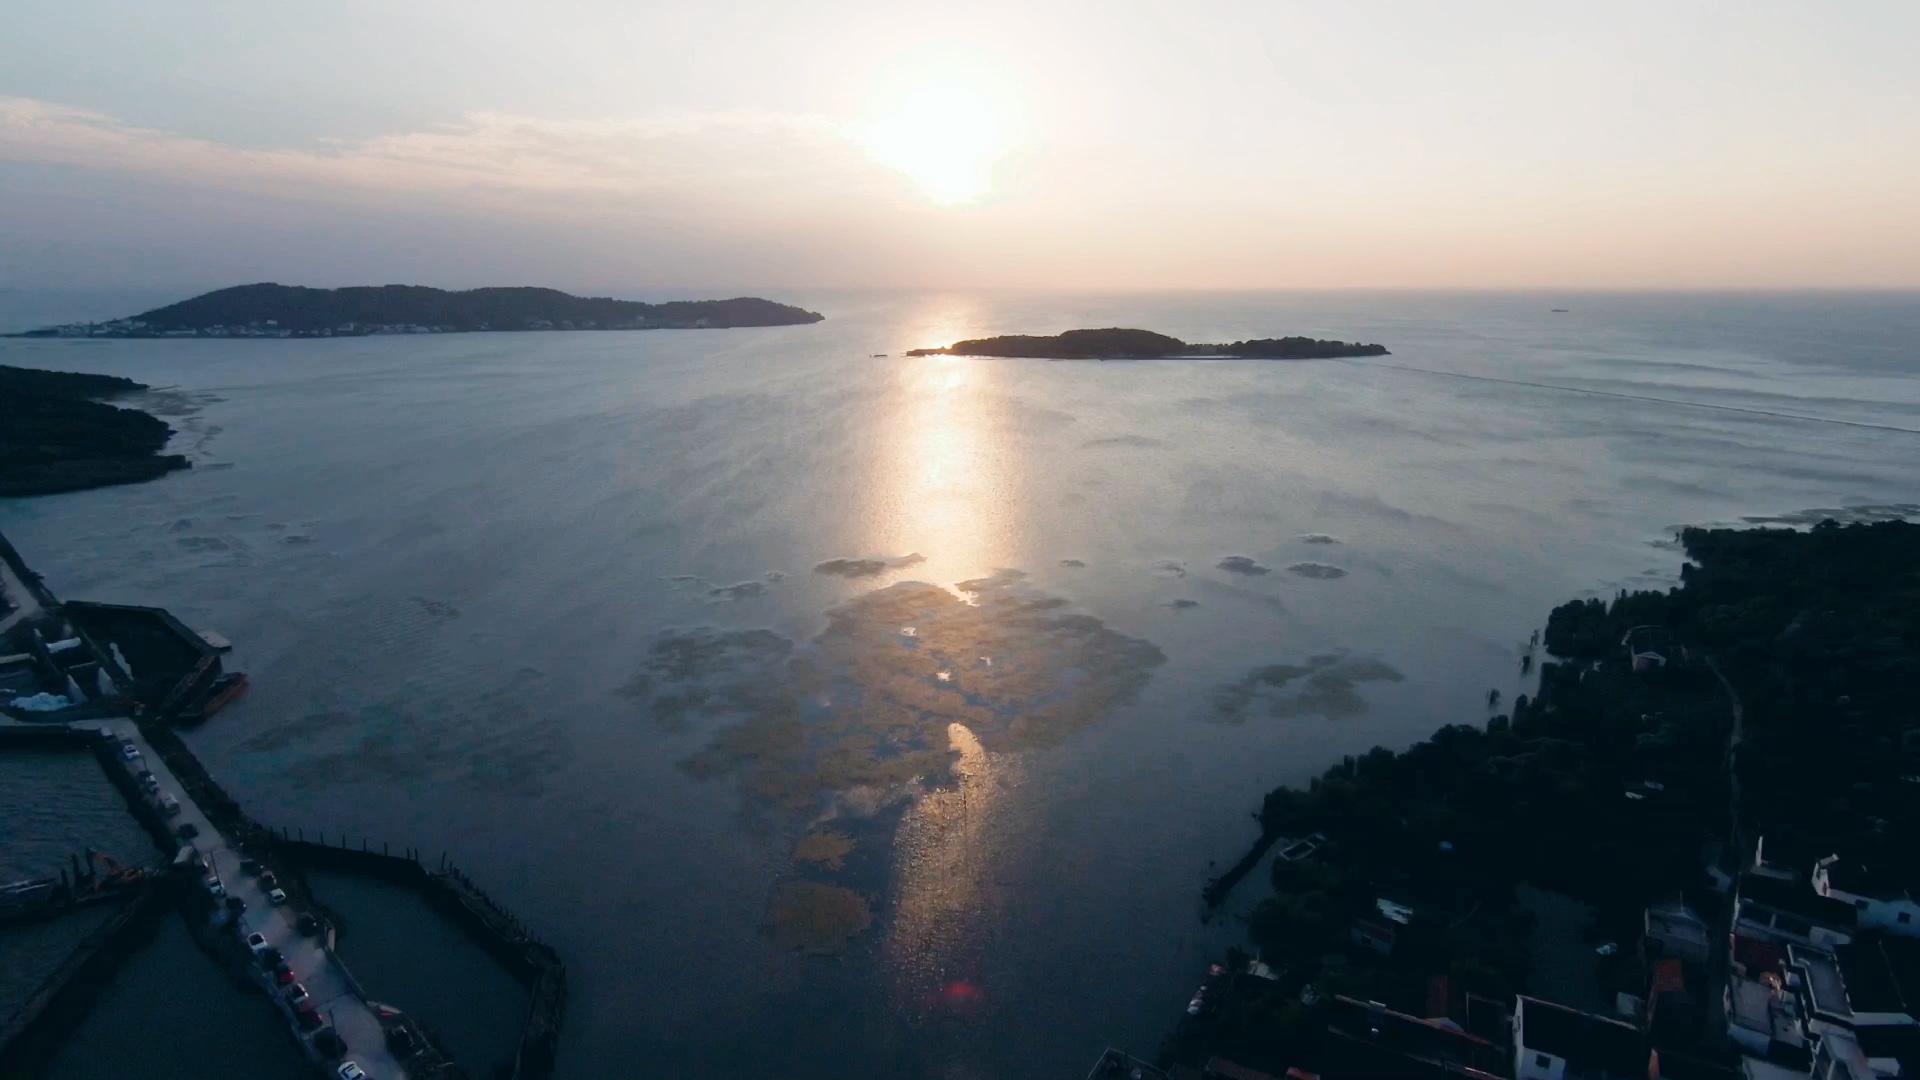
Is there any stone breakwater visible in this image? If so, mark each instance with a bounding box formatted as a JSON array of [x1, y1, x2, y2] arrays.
[[0, 877, 179, 1077], [274, 836, 569, 1080], [0, 726, 176, 1076]]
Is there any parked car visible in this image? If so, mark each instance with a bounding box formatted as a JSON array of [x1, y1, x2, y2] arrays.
[[225, 896, 247, 914], [297, 913, 322, 936], [239, 858, 260, 875], [267, 888, 288, 905], [258, 870, 278, 889], [159, 794, 181, 816], [313, 1028, 347, 1059], [176, 822, 198, 840], [119, 742, 140, 761], [295, 1004, 323, 1032], [246, 932, 270, 954], [337, 1063, 367, 1080], [139, 771, 159, 793], [284, 983, 310, 1007], [204, 876, 224, 898], [258, 946, 283, 968], [274, 967, 297, 987]]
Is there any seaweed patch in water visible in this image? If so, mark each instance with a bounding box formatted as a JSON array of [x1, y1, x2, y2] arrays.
[[1286, 562, 1348, 579], [621, 574, 1164, 814], [1217, 556, 1271, 576], [1213, 653, 1403, 722], [813, 553, 928, 579], [767, 881, 872, 954], [793, 831, 856, 871], [707, 581, 768, 601], [615, 628, 792, 733]]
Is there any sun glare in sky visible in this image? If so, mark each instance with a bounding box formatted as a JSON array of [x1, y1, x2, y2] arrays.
[[860, 85, 1012, 206]]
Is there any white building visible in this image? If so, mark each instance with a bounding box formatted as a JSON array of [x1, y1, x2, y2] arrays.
[[1815, 858, 1920, 938], [1737, 873, 1858, 951]]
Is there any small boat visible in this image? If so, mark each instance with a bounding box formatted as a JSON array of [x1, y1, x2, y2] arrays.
[[197, 672, 249, 717], [1550, 309, 1569, 313], [197, 629, 233, 651]]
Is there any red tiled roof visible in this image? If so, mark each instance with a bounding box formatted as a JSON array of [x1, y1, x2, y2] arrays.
[[1651, 958, 1686, 997], [1733, 934, 1788, 976]]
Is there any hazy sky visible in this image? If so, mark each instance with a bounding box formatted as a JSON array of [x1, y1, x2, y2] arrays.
[[4, 0, 1918, 291]]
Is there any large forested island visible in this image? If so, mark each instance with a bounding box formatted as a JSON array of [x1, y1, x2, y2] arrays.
[[0, 365, 188, 496], [905, 327, 1389, 359], [20, 284, 826, 338]]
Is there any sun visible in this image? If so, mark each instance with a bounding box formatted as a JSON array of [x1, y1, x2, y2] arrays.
[[860, 85, 1011, 206]]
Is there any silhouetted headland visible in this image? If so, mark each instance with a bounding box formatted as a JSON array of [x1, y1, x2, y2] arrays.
[[19, 283, 826, 338], [0, 365, 189, 497], [905, 327, 1389, 359]]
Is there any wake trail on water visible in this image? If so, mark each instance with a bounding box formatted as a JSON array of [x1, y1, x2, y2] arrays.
[[1334, 358, 1920, 436]]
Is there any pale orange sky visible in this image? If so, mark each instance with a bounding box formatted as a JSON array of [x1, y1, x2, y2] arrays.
[[3, 0, 1918, 290]]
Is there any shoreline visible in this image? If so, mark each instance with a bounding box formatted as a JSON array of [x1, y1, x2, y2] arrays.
[[0, 364, 190, 498], [1154, 518, 1920, 1077], [0, 531, 567, 1079]]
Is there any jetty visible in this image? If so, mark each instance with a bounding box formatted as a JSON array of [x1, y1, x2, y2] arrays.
[[1, 528, 565, 1079]]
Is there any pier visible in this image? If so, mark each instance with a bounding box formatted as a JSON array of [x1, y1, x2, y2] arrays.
[[0, 713, 410, 1077], [1, 528, 565, 1079]]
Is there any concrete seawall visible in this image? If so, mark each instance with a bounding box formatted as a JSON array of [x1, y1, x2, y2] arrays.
[[0, 877, 179, 1077], [5, 526, 566, 1078], [274, 837, 569, 1080]]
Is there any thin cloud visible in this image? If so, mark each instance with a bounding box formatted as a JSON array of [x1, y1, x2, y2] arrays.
[[0, 97, 890, 207]]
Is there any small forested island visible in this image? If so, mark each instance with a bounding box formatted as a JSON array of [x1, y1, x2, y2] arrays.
[[0, 365, 188, 496], [19, 283, 826, 338], [905, 327, 1388, 359], [1155, 518, 1920, 1079]]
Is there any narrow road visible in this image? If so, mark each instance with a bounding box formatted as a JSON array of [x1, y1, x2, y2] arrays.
[[88, 718, 407, 1080], [1704, 653, 1745, 1048], [1705, 655, 1746, 861]]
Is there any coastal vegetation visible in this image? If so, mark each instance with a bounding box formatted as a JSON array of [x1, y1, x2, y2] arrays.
[[21, 283, 826, 338], [905, 327, 1389, 359], [0, 365, 188, 497], [1168, 519, 1920, 1073]]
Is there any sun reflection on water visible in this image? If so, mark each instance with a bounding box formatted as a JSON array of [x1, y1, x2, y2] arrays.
[[882, 721, 1017, 1017], [864, 300, 1020, 596], [866, 301, 1025, 1012]]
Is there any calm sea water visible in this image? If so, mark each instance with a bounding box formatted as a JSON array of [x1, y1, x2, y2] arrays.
[[2, 290, 1917, 1078]]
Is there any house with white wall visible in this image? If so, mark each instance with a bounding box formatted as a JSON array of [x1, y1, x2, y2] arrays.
[[1814, 858, 1920, 938], [1737, 873, 1858, 951]]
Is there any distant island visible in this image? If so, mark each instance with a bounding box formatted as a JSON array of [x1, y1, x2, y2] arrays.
[[0, 365, 188, 496], [19, 283, 826, 339], [905, 327, 1388, 360]]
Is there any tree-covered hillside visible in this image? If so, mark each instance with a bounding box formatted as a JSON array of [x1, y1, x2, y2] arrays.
[[24, 284, 825, 337]]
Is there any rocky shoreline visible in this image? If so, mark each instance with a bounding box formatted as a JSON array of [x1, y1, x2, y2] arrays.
[[0, 365, 189, 498]]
